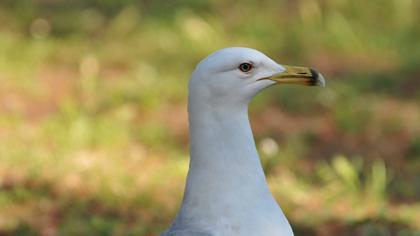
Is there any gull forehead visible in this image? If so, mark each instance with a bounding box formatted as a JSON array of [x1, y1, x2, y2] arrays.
[[196, 47, 283, 73]]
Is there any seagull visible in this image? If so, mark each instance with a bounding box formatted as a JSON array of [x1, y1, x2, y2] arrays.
[[162, 47, 325, 236]]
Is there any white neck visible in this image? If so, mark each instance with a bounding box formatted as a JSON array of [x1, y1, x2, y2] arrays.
[[187, 97, 270, 203], [168, 94, 293, 235]]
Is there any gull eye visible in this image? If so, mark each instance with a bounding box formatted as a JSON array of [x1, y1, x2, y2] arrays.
[[238, 63, 253, 73]]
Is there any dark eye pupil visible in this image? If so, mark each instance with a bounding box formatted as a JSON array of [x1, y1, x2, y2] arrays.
[[239, 63, 252, 72]]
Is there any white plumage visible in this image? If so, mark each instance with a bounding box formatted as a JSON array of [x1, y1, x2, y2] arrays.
[[163, 47, 324, 236]]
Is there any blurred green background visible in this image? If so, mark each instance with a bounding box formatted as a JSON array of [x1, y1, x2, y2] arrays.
[[0, 0, 419, 235]]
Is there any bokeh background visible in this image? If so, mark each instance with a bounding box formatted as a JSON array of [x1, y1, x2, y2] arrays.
[[0, 0, 419, 235]]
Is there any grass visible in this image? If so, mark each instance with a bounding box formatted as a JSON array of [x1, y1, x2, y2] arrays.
[[0, 0, 419, 235]]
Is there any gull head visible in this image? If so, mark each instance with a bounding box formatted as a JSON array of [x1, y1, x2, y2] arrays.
[[189, 47, 325, 105]]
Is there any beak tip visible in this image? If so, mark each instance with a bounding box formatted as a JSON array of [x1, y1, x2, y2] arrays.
[[317, 73, 326, 87], [310, 68, 326, 87]]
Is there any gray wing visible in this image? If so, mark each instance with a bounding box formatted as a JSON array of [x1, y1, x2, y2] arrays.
[[161, 229, 214, 236]]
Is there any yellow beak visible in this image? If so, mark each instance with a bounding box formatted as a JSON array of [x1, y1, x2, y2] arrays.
[[268, 65, 325, 87]]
